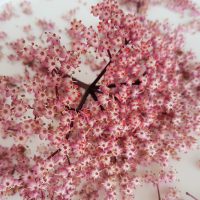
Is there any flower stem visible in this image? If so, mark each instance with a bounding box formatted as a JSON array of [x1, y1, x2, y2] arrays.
[[156, 184, 161, 200], [47, 149, 61, 160], [186, 192, 199, 200]]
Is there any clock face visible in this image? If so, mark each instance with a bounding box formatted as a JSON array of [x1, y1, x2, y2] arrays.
[[0, 0, 200, 200]]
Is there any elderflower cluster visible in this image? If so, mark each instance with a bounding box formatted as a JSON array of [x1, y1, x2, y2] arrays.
[[0, 0, 200, 199]]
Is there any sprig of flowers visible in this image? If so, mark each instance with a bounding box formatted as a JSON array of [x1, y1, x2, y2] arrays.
[[0, 0, 200, 199]]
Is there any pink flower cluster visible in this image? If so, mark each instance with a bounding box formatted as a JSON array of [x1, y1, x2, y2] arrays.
[[0, 0, 200, 199], [0, 3, 15, 21], [19, 1, 33, 15], [120, 0, 200, 16]]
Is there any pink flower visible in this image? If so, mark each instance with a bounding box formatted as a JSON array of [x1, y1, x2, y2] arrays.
[[0, 0, 200, 199], [20, 1, 32, 15]]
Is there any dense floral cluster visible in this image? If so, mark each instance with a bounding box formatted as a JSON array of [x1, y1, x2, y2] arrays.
[[0, 0, 200, 199]]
